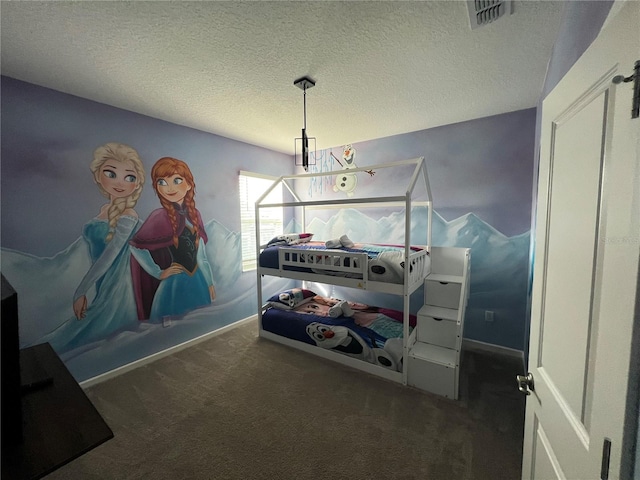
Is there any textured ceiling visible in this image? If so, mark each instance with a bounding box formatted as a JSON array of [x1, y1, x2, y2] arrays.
[[1, 1, 565, 154]]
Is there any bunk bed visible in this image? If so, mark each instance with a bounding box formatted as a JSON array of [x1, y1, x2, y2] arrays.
[[255, 157, 433, 386]]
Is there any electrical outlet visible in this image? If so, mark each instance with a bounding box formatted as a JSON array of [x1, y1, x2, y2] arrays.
[[484, 310, 494, 322]]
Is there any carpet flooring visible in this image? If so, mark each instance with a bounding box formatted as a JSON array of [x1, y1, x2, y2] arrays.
[[45, 319, 526, 480]]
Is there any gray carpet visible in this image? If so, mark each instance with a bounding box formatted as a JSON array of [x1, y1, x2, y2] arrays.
[[46, 320, 525, 480]]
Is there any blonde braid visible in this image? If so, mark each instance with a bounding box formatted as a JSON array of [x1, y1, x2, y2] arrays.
[[105, 198, 126, 242], [91, 143, 145, 242]]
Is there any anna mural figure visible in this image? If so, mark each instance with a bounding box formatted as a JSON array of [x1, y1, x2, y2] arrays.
[[42, 142, 145, 353], [130, 157, 215, 320]]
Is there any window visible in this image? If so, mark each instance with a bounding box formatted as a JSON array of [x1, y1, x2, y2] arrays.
[[239, 171, 283, 271]]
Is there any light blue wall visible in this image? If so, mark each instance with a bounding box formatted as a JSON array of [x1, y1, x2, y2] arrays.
[[0, 76, 294, 381], [301, 108, 537, 351]]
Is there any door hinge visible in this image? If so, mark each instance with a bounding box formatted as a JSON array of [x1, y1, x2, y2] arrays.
[[612, 60, 640, 119], [600, 437, 612, 480]]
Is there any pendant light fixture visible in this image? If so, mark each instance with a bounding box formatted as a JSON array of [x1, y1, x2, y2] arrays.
[[293, 76, 316, 171]]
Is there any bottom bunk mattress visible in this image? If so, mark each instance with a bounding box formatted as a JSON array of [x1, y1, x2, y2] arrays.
[[261, 288, 416, 372]]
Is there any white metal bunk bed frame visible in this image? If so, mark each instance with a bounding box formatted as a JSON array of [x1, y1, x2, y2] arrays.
[[255, 157, 433, 385]]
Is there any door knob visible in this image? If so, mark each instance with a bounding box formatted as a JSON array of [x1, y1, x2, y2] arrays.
[[516, 372, 535, 395]]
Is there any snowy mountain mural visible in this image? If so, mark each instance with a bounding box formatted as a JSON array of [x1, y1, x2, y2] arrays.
[[288, 206, 530, 350], [2, 205, 528, 382], [0, 219, 291, 381]]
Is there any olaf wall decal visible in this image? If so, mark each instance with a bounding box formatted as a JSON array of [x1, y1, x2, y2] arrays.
[[330, 145, 375, 197]]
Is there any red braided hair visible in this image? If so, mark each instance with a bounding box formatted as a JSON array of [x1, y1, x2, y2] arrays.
[[151, 157, 200, 248]]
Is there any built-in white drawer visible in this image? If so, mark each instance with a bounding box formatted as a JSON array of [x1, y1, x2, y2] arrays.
[[407, 343, 459, 399], [417, 312, 458, 349], [424, 280, 461, 309]]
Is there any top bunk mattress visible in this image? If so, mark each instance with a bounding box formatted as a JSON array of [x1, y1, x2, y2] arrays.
[[259, 241, 430, 284]]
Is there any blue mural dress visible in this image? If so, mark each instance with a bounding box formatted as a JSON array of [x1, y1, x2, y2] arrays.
[[129, 204, 213, 321], [40, 215, 140, 354]]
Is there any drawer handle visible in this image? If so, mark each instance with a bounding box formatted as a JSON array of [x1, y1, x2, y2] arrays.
[[433, 317, 443, 321], [439, 282, 449, 285]]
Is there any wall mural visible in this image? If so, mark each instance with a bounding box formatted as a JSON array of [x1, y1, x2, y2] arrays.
[[299, 124, 536, 354], [17, 148, 220, 356], [0, 140, 265, 382], [1, 76, 536, 383], [295, 207, 531, 354], [0, 77, 294, 383]]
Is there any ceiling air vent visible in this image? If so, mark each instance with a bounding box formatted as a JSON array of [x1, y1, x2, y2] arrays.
[[467, 0, 513, 29]]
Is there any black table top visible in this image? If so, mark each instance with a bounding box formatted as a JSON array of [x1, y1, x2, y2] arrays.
[[1, 343, 114, 480]]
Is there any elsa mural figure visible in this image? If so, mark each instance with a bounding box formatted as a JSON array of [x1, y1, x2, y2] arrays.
[[41, 142, 145, 353], [130, 157, 216, 321]]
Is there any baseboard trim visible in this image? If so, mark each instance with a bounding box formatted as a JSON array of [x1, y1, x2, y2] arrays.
[[462, 339, 525, 366], [80, 315, 258, 388], [80, 319, 526, 388]]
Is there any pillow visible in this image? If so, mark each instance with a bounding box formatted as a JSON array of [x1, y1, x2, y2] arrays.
[[368, 251, 407, 283], [265, 288, 317, 310], [266, 233, 313, 247]]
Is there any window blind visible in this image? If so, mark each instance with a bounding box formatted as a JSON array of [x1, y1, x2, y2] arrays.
[[239, 173, 283, 271]]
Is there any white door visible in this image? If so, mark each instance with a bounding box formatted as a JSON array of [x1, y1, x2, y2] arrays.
[[522, 2, 640, 479]]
